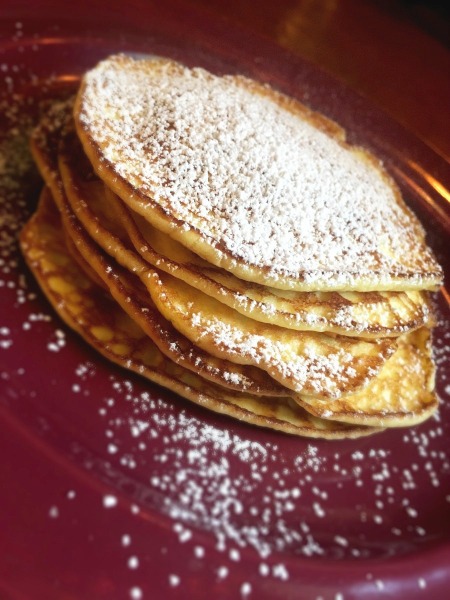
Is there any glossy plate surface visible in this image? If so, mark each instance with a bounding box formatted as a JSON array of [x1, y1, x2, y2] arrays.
[[0, 2, 449, 599]]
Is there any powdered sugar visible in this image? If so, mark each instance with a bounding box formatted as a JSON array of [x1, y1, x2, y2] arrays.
[[78, 55, 442, 290]]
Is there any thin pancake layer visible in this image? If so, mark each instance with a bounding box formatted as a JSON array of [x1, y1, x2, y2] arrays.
[[20, 187, 378, 439], [296, 328, 438, 427], [75, 55, 442, 292]]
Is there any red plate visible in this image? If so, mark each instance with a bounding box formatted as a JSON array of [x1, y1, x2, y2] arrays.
[[0, 2, 449, 599]]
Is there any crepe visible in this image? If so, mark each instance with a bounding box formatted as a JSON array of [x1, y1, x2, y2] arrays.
[[296, 328, 437, 427], [19, 55, 443, 438], [75, 55, 442, 292]]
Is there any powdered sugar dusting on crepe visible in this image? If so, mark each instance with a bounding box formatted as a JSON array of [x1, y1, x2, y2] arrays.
[[76, 55, 442, 290]]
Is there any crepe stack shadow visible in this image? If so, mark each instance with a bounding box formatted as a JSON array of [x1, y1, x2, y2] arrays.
[[20, 54, 444, 439]]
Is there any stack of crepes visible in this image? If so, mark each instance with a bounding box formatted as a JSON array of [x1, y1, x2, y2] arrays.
[[20, 55, 444, 439]]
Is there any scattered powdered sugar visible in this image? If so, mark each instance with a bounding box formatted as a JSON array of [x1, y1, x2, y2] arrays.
[[418, 577, 427, 589], [127, 556, 139, 569], [87, 371, 450, 577], [103, 494, 118, 508], [168, 574, 180, 587], [129, 587, 143, 599]]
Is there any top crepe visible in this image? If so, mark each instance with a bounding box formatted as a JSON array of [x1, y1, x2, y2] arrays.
[[74, 54, 442, 292]]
